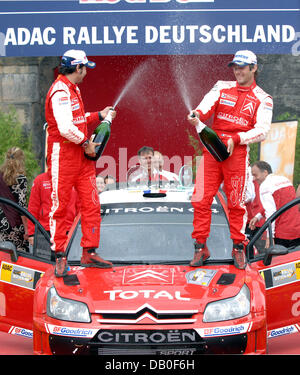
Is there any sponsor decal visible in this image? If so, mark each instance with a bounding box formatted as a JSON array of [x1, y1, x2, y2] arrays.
[[220, 99, 236, 107], [103, 289, 190, 301], [0, 262, 43, 290], [45, 324, 97, 338], [240, 98, 257, 117], [185, 269, 216, 286], [216, 112, 249, 126], [260, 261, 300, 289], [123, 268, 174, 285], [196, 323, 251, 338], [221, 93, 238, 101], [73, 115, 85, 124], [9, 326, 33, 339], [267, 324, 299, 338], [71, 103, 80, 111], [58, 96, 69, 105]]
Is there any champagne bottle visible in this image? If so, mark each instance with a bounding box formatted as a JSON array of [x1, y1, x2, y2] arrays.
[[191, 113, 229, 162], [85, 109, 113, 161]]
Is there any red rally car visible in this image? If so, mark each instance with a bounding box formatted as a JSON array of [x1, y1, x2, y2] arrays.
[[0, 184, 299, 355]]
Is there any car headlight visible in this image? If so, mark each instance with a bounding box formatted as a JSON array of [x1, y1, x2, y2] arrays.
[[203, 284, 250, 322], [47, 287, 91, 323]]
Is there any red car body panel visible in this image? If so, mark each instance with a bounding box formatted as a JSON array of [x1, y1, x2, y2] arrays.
[[0, 191, 300, 355]]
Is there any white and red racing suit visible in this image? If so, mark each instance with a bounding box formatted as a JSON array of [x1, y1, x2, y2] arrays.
[[192, 80, 273, 244], [45, 74, 100, 253], [255, 174, 300, 242]]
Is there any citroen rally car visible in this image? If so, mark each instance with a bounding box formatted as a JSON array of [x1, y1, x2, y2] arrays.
[[0, 181, 299, 355]]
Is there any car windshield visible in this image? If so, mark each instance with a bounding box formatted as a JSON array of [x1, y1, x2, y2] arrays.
[[67, 198, 232, 264]]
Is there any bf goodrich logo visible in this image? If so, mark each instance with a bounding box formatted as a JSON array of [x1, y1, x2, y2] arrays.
[[123, 268, 174, 285]]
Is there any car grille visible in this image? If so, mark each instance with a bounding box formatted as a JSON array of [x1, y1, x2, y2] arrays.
[[96, 305, 198, 324]]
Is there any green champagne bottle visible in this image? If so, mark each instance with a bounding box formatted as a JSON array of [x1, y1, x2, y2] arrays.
[[191, 113, 229, 162], [85, 110, 113, 161]]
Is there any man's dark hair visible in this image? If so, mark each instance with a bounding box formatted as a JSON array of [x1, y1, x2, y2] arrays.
[[58, 63, 84, 76], [138, 146, 154, 156], [252, 160, 272, 174], [104, 175, 116, 183], [249, 64, 258, 79]]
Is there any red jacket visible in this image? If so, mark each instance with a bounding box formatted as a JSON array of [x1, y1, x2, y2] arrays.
[[28, 171, 80, 236], [196, 80, 273, 146]]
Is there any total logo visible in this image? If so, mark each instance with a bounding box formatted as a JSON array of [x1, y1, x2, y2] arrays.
[[104, 289, 190, 301]]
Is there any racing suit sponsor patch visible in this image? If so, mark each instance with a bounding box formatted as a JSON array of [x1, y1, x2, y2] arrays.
[[240, 98, 257, 117]]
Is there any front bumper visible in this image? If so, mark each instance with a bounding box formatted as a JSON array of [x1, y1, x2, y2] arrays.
[[48, 329, 248, 355], [34, 317, 266, 355]]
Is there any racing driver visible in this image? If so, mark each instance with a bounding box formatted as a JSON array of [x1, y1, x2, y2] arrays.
[[45, 49, 116, 277], [187, 50, 273, 269]]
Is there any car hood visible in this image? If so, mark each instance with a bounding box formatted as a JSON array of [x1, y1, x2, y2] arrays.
[[54, 264, 246, 315]]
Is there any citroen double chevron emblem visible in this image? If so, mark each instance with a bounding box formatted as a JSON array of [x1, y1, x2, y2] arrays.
[[241, 98, 256, 117], [122, 268, 174, 285]]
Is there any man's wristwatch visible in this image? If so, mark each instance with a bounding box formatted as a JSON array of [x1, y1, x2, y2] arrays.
[[81, 139, 89, 149]]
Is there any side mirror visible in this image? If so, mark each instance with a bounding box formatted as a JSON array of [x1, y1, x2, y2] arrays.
[[263, 245, 288, 266], [0, 241, 18, 262]]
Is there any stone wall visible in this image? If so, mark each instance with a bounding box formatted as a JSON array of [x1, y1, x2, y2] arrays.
[[0, 54, 299, 165], [0, 56, 60, 162], [257, 54, 300, 120]]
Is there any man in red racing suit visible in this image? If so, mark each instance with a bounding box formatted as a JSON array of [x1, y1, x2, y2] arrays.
[[45, 49, 116, 277], [187, 50, 273, 269]]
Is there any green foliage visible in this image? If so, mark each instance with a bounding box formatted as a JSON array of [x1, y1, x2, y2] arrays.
[[0, 108, 40, 196]]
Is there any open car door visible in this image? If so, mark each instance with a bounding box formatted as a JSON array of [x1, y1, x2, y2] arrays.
[[247, 197, 300, 338], [0, 197, 53, 337]]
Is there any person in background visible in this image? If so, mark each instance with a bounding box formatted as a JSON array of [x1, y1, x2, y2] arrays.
[[187, 50, 273, 269], [152, 151, 179, 183], [0, 147, 28, 251], [104, 175, 117, 190], [45, 49, 116, 277], [127, 146, 154, 185], [96, 175, 106, 194], [28, 169, 80, 247], [251, 161, 300, 248], [245, 169, 266, 252]]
